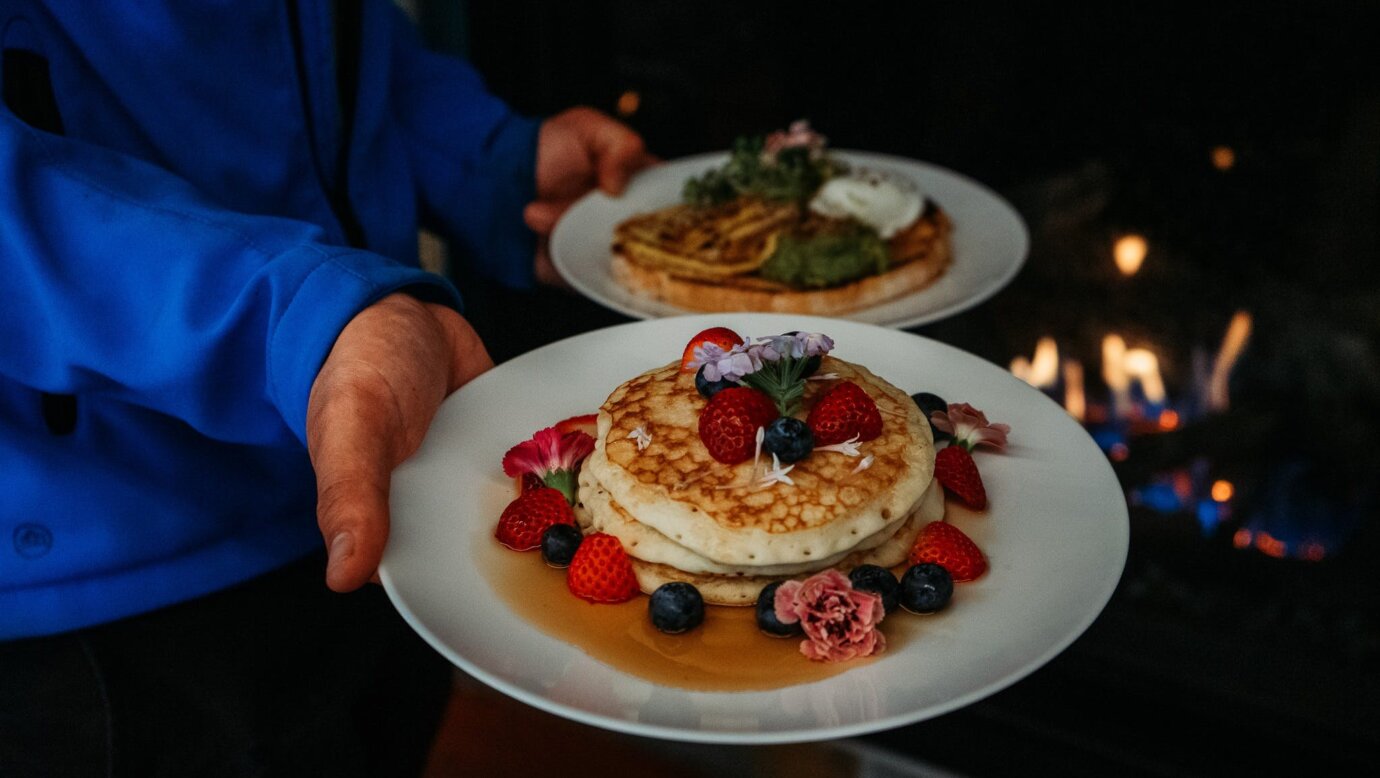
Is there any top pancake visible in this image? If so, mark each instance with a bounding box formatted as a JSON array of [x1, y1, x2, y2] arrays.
[[581, 355, 934, 567]]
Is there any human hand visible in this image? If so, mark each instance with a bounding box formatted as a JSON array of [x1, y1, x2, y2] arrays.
[[306, 293, 493, 591], [525, 106, 658, 285]]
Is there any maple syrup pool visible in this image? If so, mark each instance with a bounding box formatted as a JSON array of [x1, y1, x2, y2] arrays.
[[475, 498, 983, 692]]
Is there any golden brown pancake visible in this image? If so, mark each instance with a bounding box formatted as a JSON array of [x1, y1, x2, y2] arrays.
[[579, 356, 935, 573]]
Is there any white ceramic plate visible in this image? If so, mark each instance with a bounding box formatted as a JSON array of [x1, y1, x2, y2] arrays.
[[549, 152, 1029, 329], [381, 313, 1128, 744]]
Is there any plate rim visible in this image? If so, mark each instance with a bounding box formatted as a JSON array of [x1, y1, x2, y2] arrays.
[[548, 151, 1031, 329], [381, 313, 1128, 744]]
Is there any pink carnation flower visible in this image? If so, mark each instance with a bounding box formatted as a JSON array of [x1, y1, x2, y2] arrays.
[[762, 119, 827, 162], [929, 402, 1011, 452], [774, 569, 887, 662], [501, 427, 594, 504]]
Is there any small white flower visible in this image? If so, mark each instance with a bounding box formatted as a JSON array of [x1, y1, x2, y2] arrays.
[[851, 454, 875, 474], [815, 434, 862, 457], [627, 425, 652, 451], [755, 453, 796, 489]]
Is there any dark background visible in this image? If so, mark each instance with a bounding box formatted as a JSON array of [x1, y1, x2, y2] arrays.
[[426, 2, 1380, 774]]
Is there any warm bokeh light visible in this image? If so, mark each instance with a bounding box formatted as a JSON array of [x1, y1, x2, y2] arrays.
[[1211, 479, 1234, 502], [1123, 348, 1167, 404], [1063, 360, 1086, 421], [616, 90, 641, 117], [1109, 442, 1129, 462], [1158, 409, 1180, 431], [1211, 145, 1236, 171], [1255, 531, 1287, 559], [1114, 234, 1148, 276], [1208, 311, 1253, 412], [1233, 528, 1253, 549]]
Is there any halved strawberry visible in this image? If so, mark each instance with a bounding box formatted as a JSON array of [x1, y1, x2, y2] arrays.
[[698, 386, 777, 464], [806, 381, 883, 445], [907, 521, 987, 582], [934, 445, 987, 509], [555, 413, 598, 438], [495, 487, 576, 551], [567, 532, 640, 603], [680, 327, 743, 373]]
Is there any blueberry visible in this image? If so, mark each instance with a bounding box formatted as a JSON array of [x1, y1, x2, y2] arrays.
[[848, 564, 900, 614], [696, 364, 738, 399], [649, 582, 705, 634], [762, 417, 814, 463], [540, 524, 583, 568], [755, 581, 802, 637], [899, 563, 954, 614], [910, 392, 952, 443]]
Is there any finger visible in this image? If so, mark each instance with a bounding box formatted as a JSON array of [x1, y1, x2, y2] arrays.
[[523, 199, 577, 236], [592, 126, 648, 196], [533, 241, 568, 288]]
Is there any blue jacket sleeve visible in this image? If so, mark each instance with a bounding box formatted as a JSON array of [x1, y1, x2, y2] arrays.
[[383, 4, 543, 290], [0, 110, 462, 448]]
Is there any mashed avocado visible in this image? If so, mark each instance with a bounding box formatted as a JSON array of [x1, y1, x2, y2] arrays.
[[758, 225, 890, 289]]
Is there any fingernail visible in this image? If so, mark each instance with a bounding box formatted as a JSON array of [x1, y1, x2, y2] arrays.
[[327, 531, 354, 577]]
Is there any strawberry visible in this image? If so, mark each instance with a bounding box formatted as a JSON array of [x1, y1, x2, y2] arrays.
[[680, 327, 743, 373], [806, 381, 883, 446], [934, 445, 987, 509], [566, 532, 640, 603], [494, 487, 576, 551], [698, 386, 777, 464], [518, 472, 545, 494], [907, 521, 987, 582], [555, 413, 598, 438]]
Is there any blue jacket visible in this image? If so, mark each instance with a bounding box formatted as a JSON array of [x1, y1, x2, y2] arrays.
[[0, 0, 539, 638]]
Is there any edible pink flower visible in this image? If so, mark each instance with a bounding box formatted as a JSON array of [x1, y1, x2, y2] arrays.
[[929, 402, 1011, 452], [774, 569, 887, 662], [501, 427, 594, 504], [762, 119, 827, 162]]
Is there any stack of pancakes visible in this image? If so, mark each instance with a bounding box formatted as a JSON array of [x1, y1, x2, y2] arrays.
[[576, 355, 942, 606]]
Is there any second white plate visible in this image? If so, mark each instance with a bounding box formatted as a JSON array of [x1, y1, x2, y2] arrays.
[[550, 152, 1029, 328]]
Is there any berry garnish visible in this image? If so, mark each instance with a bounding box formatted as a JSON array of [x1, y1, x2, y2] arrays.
[[848, 564, 900, 614], [698, 386, 777, 464], [494, 487, 576, 551], [762, 417, 814, 464], [502, 427, 596, 505], [755, 581, 803, 638], [907, 521, 987, 582], [934, 446, 988, 509], [648, 582, 705, 634], [695, 364, 739, 399], [899, 562, 954, 614], [567, 532, 640, 603], [806, 381, 883, 446], [540, 523, 583, 568], [680, 327, 743, 373], [554, 413, 598, 439], [909, 392, 952, 443], [519, 472, 545, 494]]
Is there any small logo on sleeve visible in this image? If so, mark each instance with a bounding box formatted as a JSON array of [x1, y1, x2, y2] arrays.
[[13, 523, 53, 559]]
